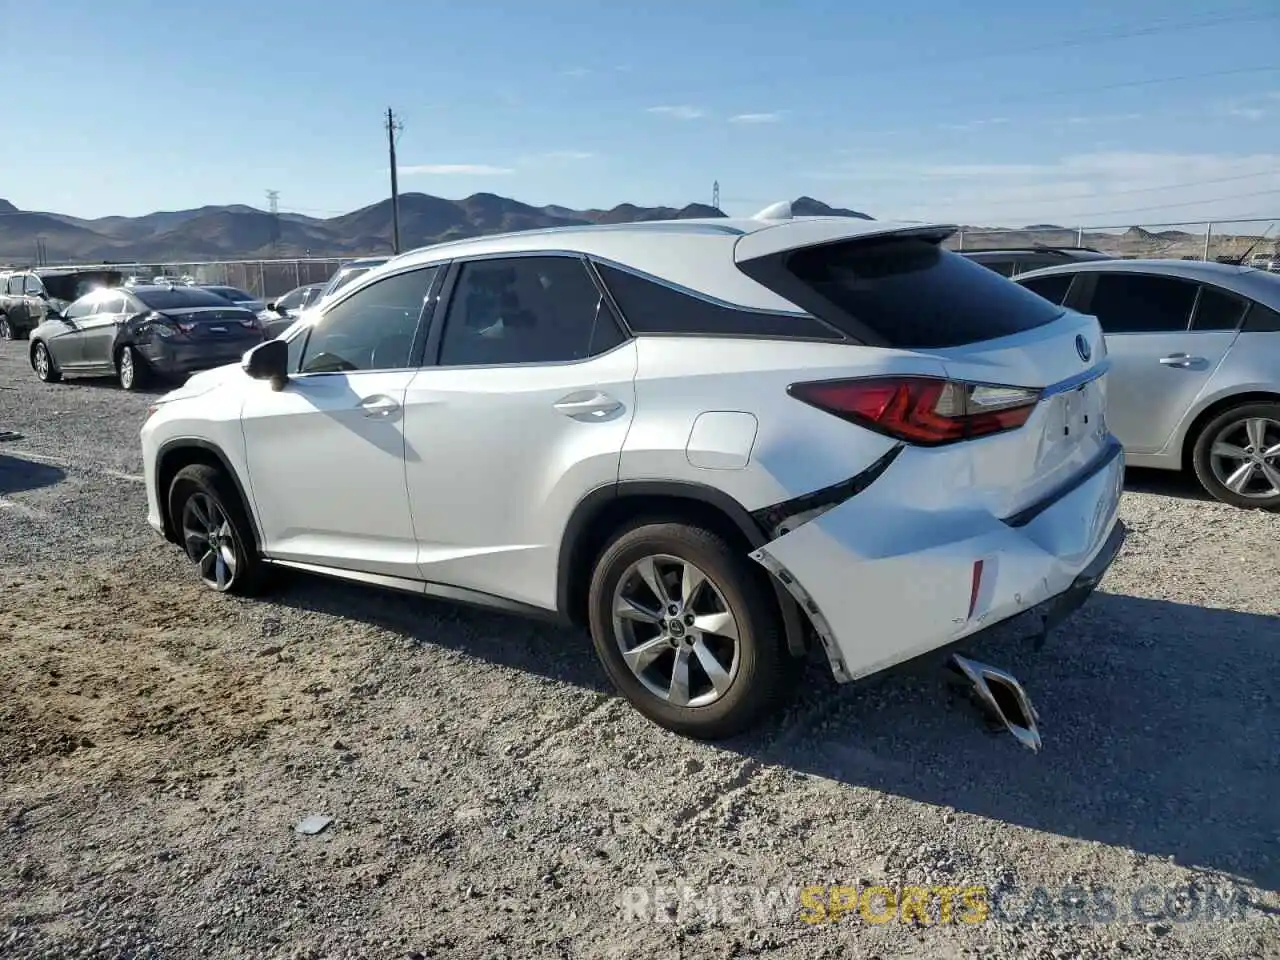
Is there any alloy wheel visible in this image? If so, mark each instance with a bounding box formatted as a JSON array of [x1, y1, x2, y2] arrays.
[[181, 492, 239, 591], [1208, 417, 1280, 499], [119, 349, 135, 389], [611, 554, 741, 708], [0, 319, 11, 340], [34, 344, 50, 380]]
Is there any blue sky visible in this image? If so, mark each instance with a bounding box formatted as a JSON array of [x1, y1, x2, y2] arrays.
[[3, 0, 1278, 227]]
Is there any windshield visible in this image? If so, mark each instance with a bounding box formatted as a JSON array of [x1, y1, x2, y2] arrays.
[[324, 266, 374, 297]]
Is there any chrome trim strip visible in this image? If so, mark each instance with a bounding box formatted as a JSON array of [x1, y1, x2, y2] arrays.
[[1040, 358, 1111, 398]]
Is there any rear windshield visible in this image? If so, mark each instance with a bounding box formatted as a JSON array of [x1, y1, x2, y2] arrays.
[[784, 237, 1065, 348], [134, 287, 235, 309], [42, 271, 122, 301], [206, 286, 254, 300]]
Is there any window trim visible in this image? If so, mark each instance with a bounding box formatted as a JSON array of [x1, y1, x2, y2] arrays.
[[289, 263, 447, 378], [420, 251, 633, 370], [587, 255, 846, 343]]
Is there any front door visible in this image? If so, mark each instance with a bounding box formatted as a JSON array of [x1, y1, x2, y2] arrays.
[[1075, 272, 1240, 454], [239, 264, 442, 578], [402, 254, 637, 611], [80, 291, 128, 369]]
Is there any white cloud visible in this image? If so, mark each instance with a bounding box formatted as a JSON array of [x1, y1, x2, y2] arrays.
[[938, 116, 1009, 132], [562, 68, 590, 79], [646, 105, 705, 120], [399, 164, 514, 176], [1224, 105, 1267, 120], [729, 112, 782, 124], [808, 151, 1280, 227]]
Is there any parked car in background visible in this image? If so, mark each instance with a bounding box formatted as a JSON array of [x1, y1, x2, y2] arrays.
[[1015, 259, 1280, 509], [0, 268, 123, 340], [318, 256, 389, 303], [141, 209, 1123, 746], [201, 284, 268, 317], [961, 246, 1113, 278], [29, 284, 264, 390], [262, 282, 324, 338]]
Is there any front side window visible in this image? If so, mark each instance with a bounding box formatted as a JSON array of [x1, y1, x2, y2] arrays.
[[63, 295, 96, 321], [5, 276, 23, 296], [297, 267, 437, 374], [437, 256, 624, 366], [276, 288, 306, 311], [24, 275, 45, 297], [93, 293, 126, 315], [1082, 273, 1197, 334]]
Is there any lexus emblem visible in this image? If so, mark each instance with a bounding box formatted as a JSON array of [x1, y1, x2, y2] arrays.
[[1075, 334, 1092, 363]]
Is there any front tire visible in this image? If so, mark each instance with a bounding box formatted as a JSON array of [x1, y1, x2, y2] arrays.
[[0, 317, 13, 341], [32, 341, 61, 383], [1191, 401, 1280, 510], [168, 464, 265, 595], [587, 521, 791, 740]]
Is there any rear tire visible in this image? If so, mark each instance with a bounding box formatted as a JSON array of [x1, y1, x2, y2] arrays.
[[587, 521, 791, 739], [0, 317, 12, 341], [117, 345, 148, 391], [1191, 401, 1280, 510], [168, 463, 266, 595], [32, 341, 61, 383]]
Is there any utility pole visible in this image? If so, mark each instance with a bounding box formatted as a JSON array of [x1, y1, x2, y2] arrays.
[[385, 107, 404, 254], [712, 180, 720, 211], [266, 189, 281, 254]]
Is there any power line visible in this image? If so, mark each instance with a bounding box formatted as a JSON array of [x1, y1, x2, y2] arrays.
[[933, 170, 1280, 211], [1058, 188, 1280, 222]]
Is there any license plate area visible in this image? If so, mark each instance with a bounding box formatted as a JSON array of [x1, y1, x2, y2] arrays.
[[1049, 380, 1106, 448]]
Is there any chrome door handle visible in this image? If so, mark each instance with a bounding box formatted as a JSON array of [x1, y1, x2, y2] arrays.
[[358, 394, 400, 418], [1158, 353, 1197, 368], [553, 391, 623, 420]]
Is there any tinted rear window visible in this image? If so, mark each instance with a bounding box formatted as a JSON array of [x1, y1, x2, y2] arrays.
[[134, 287, 235, 309], [1018, 273, 1074, 305], [784, 238, 1064, 348], [206, 286, 253, 300]]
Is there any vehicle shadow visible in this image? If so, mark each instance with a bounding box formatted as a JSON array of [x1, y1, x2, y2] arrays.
[[0, 453, 67, 495], [1125, 467, 1214, 503], [67, 376, 170, 396], [268, 577, 1279, 891]]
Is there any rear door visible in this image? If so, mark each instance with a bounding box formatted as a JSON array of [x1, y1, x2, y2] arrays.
[[401, 253, 637, 610], [1070, 272, 1241, 454], [80, 291, 128, 367]]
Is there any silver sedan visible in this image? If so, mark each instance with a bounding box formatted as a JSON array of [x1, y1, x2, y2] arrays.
[[1015, 258, 1280, 509]]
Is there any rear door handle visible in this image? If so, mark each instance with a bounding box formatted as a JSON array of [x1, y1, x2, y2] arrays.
[[553, 390, 623, 420], [1158, 353, 1199, 368], [358, 394, 400, 418]]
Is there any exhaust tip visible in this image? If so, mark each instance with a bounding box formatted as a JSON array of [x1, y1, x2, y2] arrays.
[[949, 654, 1042, 753]]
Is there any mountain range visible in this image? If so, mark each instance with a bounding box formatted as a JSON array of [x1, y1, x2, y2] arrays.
[[0, 194, 872, 266]]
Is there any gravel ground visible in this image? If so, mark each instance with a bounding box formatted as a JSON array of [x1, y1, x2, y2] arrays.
[[1, 339, 1278, 960]]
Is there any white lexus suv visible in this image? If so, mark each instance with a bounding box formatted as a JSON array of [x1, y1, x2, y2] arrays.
[[141, 206, 1126, 744]]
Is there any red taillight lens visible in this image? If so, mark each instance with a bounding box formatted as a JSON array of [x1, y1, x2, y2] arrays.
[[788, 376, 1041, 445]]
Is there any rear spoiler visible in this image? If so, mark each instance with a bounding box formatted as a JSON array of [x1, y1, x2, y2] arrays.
[[734, 220, 957, 265]]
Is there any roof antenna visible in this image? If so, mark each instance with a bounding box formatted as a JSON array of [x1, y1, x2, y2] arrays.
[[752, 201, 793, 221]]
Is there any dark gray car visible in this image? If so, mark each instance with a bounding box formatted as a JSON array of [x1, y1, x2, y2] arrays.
[[28, 284, 265, 391]]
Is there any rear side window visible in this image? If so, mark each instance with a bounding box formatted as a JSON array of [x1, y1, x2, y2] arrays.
[[779, 237, 1064, 348], [1242, 300, 1280, 333], [1191, 285, 1248, 331], [1019, 273, 1074, 305], [1083, 274, 1196, 334], [594, 262, 838, 340]]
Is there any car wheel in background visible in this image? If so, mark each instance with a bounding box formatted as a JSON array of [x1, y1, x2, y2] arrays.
[[587, 521, 792, 739], [0, 317, 12, 340], [117, 345, 149, 391], [1191, 401, 1280, 510], [168, 463, 265, 595], [32, 341, 61, 383]]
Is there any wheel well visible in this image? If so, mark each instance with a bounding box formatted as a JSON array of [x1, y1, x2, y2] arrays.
[[561, 493, 766, 630], [154, 444, 253, 545], [1180, 391, 1280, 471]]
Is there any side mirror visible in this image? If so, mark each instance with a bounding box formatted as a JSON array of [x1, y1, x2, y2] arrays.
[[242, 337, 289, 391], [266, 301, 277, 312]]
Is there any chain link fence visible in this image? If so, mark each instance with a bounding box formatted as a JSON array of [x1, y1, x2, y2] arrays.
[[109, 259, 349, 300], [944, 217, 1278, 267]]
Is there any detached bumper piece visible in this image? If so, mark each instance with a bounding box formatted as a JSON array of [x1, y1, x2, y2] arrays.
[[946, 519, 1127, 753]]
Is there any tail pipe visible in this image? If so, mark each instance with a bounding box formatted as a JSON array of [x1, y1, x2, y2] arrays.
[[948, 654, 1042, 753]]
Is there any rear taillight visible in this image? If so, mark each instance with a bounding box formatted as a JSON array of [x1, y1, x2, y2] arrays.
[[238, 316, 260, 330], [788, 376, 1041, 445]]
